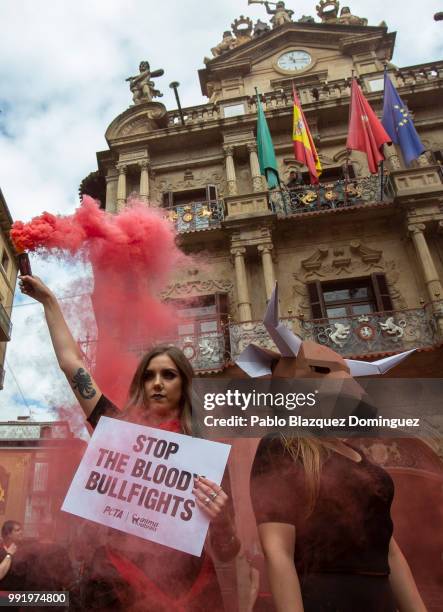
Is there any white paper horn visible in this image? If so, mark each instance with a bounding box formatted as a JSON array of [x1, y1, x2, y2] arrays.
[[346, 349, 416, 377], [263, 282, 303, 357]]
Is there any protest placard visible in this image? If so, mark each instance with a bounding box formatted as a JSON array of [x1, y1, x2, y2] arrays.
[[62, 416, 231, 556]]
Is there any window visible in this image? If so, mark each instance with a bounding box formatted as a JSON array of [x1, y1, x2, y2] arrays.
[[367, 78, 385, 92], [307, 274, 393, 319], [171, 294, 228, 337], [300, 165, 355, 184], [1, 250, 9, 272], [162, 185, 218, 208], [32, 462, 49, 492], [222, 103, 245, 118]]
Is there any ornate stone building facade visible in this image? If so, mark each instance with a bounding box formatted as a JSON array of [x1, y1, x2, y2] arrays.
[[80, 3, 443, 609], [0, 189, 18, 390], [84, 1, 443, 379]]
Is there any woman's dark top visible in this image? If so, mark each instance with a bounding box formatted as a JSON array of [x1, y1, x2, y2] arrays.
[[250, 436, 394, 578], [84, 394, 227, 611]]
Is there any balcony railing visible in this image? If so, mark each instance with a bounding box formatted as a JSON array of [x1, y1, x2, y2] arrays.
[[81, 305, 442, 374], [230, 306, 440, 361], [164, 200, 225, 233], [165, 61, 443, 128], [0, 303, 12, 342], [268, 175, 391, 217], [129, 331, 227, 373], [300, 307, 439, 356]]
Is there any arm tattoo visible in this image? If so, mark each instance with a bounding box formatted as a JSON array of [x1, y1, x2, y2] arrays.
[[72, 368, 96, 400]]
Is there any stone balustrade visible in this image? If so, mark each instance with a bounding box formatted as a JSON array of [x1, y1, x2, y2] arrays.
[[164, 61, 443, 127]]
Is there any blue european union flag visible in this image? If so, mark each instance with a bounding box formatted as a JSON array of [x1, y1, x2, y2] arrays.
[[382, 73, 425, 166]]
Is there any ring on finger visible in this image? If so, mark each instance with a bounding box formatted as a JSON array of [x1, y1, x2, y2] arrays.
[[204, 497, 211, 506], [209, 491, 218, 500]]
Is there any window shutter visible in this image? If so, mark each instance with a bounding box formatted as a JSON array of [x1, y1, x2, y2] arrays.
[[307, 281, 326, 319], [162, 191, 174, 208], [206, 184, 217, 201], [371, 273, 394, 311]]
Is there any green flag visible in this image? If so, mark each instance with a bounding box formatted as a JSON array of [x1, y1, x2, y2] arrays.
[[255, 88, 280, 189]]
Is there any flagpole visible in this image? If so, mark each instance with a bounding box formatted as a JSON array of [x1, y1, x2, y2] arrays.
[[344, 72, 354, 205], [379, 62, 388, 201]]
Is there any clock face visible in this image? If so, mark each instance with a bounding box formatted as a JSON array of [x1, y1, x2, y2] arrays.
[[277, 50, 312, 72]]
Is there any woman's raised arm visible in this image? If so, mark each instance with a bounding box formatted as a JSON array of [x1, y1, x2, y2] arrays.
[[19, 275, 102, 417]]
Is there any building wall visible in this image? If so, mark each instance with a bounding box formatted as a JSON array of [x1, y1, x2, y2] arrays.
[[0, 190, 18, 386]]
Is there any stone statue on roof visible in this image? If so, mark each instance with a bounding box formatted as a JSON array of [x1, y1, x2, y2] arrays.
[[210, 16, 253, 57], [264, 1, 294, 28], [211, 31, 237, 57], [338, 6, 368, 26], [126, 61, 164, 105], [316, 0, 368, 26]]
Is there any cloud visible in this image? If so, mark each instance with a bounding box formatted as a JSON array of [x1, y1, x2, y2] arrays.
[[1, 0, 442, 423]]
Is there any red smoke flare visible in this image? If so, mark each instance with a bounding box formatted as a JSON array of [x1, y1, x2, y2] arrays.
[[12, 197, 187, 406]]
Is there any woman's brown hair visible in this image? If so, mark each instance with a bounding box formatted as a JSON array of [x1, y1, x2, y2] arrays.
[[281, 436, 330, 516], [124, 344, 194, 434]]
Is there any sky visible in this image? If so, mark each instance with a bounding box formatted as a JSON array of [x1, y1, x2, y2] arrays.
[[0, 0, 442, 426]]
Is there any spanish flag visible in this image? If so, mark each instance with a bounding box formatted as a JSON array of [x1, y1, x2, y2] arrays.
[[292, 86, 322, 184]]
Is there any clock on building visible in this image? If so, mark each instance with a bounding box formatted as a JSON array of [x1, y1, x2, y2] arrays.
[[277, 50, 312, 72]]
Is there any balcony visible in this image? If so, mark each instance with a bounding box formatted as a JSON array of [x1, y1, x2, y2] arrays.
[[164, 200, 225, 233], [129, 331, 228, 373], [229, 306, 440, 361], [0, 302, 12, 341], [268, 175, 391, 218], [166, 61, 443, 128]]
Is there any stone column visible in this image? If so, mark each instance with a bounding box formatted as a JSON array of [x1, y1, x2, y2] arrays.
[[384, 145, 402, 171], [258, 243, 275, 301], [105, 171, 118, 214], [231, 247, 252, 321], [247, 142, 264, 192], [139, 159, 150, 203], [223, 145, 238, 196], [408, 224, 443, 303], [116, 164, 127, 212]]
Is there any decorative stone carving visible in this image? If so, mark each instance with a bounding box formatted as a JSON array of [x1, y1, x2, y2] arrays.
[[327, 322, 351, 347], [161, 279, 234, 302], [379, 316, 406, 340], [349, 240, 382, 264], [316, 1, 367, 26], [264, 1, 294, 28], [301, 247, 329, 271], [253, 19, 271, 36], [107, 102, 168, 139], [316, 0, 339, 21], [211, 31, 236, 57], [337, 6, 368, 26], [298, 15, 315, 23], [231, 16, 253, 43], [126, 61, 164, 105], [210, 16, 253, 58]]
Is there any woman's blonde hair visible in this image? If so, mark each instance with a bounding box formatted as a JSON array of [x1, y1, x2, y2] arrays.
[[124, 344, 193, 434], [281, 436, 330, 515]]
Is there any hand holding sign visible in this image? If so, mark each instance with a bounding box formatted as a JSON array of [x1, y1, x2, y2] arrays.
[[62, 417, 231, 556], [193, 476, 229, 521]]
